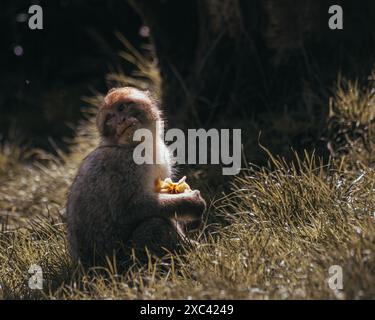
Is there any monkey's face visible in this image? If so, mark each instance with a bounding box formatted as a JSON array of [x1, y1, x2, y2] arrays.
[[97, 87, 161, 145]]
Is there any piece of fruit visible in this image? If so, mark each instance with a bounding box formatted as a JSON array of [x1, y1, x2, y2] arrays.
[[155, 176, 192, 194]]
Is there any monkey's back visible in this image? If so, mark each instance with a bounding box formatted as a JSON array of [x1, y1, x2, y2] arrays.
[[66, 145, 156, 266]]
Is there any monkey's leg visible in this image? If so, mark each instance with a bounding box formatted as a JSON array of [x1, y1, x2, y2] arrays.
[[173, 219, 200, 248], [129, 217, 182, 263]]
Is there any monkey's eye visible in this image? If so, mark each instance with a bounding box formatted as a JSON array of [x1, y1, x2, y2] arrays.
[[117, 104, 126, 112]]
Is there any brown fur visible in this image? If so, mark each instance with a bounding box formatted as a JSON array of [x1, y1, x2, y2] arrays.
[[66, 87, 206, 268]]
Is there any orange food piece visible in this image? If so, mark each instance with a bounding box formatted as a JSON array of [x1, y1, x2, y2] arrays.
[[155, 176, 191, 194]]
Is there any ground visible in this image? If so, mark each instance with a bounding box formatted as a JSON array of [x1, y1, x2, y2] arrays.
[[0, 68, 374, 300]]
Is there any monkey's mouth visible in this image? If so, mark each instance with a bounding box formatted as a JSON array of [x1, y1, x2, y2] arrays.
[[117, 117, 140, 137]]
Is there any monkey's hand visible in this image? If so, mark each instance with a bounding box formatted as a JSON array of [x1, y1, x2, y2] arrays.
[[159, 190, 206, 222], [155, 176, 192, 194]]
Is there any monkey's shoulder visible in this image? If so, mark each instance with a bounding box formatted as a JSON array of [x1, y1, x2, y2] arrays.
[[79, 146, 135, 172], [69, 146, 144, 200]]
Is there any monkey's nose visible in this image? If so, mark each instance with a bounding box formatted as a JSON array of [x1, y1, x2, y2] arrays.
[[118, 116, 127, 124]]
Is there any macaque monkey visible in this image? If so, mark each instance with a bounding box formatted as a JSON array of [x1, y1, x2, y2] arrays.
[[66, 87, 206, 268]]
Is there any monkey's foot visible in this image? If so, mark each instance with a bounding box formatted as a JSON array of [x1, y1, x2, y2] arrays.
[[155, 176, 192, 194]]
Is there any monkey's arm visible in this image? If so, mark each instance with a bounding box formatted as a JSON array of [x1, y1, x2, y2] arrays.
[[158, 191, 206, 222]]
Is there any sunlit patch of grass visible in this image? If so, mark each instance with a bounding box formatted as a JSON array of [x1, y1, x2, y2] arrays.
[[215, 149, 375, 299], [1, 146, 374, 299]]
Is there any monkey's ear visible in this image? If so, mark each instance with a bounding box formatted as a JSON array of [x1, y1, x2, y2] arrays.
[[97, 109, 116, 138], [96, 109, 111, 136]]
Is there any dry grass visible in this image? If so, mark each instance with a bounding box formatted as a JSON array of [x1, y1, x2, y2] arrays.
[[1, 68, 375, 300]]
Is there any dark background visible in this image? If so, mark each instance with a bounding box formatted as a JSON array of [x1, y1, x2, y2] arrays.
[[1, 0, 375, 162], [0, 0, 143, 152]]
